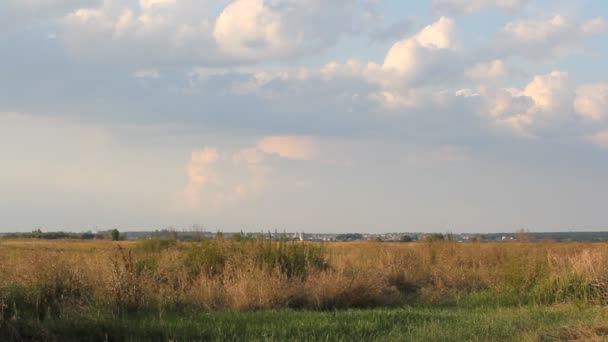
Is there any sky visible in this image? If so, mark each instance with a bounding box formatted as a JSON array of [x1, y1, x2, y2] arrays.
[[1, 0, 608, 233]]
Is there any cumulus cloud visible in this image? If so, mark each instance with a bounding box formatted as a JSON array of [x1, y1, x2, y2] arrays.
[[177, 145, 275, 211], [6, 5, 608, 152], [178, 135, 326, 211], [180, 147, 220, 209], [433, 0, 528, 15], [473, 70, 608, 140], [222, 17, 469, 113], [382, 16, 458, 74], [523, 71, 575, 113]]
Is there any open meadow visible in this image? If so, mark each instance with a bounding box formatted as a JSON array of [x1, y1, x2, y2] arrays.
[[2, 238, 608, 340]]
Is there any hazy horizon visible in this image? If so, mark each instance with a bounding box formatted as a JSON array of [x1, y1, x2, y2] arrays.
[[2, 0, 608, 233]]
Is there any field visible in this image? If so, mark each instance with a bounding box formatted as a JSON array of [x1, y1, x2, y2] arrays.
[[2, 238, 608, 340]]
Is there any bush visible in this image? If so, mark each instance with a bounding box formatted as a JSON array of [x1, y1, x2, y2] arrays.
[[136, 238, 177, 253], [255, 240, 329, 279]]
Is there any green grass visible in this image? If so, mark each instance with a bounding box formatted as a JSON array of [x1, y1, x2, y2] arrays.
[[3, 304, 606, 341]]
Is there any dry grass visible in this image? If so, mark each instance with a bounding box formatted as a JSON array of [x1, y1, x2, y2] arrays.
[[3, 239, 608, 320]]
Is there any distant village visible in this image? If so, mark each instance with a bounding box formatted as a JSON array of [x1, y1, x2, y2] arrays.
[[4, 228, 608, 243]]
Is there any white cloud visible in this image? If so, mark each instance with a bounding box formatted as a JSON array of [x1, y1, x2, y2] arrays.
[[223, 17, 466, 111], [177, 135, 324, 211], [383, 16, 458, 74], [180, 147, 220, 209], [480, 71, 577, 136], [523, 71, 574, 113], [433, 0, 528, 15], [575, 83, 608, 122], [177, 145, 274, 211]]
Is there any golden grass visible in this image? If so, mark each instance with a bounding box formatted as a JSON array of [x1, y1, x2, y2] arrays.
[[3, 239, 608, 319]]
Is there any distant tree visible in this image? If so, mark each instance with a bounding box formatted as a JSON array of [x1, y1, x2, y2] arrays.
[[81, 232, 95, 240], [400, 235, 413, 243], [446, 231, 454, 241], [335, 233, 364, 242], [111, 229, 121, 241], [425, 233, 445, 242], [515, 228, 529, 242], [31, 229, 43, 239]]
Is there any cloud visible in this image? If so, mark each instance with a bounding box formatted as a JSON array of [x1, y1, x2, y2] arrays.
[[58, 0, 369, 66], [177, 136, 324, 211], [177, 145, 274, 211], [257, 135, 319, 160], [433, 0, 528, 15], [479, 71, 578, 136], [523, 71, 575, 113], [180, 147, 220, 209], [466, 60, 508, 82], [476, 72, 608, 140], [213, 0, 370, 62], [575, 83, 608, 122]]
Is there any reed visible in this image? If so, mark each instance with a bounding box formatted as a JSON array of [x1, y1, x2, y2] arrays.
[[2, 239, 608, 321]]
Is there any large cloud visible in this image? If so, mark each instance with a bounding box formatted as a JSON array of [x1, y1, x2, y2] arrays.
[[178, 135, 323, 211], [478, 71, 608, 137], [57, 0, 369, 66]]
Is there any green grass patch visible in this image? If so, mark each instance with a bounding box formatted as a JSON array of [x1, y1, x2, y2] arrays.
[[2, 304, 605, 341]]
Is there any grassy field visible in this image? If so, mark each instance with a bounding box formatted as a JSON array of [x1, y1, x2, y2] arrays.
[[5, 304, 608, 341], [3, 239, 608, 340]]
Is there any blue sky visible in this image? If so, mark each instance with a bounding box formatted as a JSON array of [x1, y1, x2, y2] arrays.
[[1, 0, 608, 233]]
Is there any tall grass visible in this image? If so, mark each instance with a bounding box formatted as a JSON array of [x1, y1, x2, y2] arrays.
[[3, 239, 608, 322]]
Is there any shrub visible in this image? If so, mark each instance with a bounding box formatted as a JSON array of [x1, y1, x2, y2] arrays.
[[136, 238, 177, 253]]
